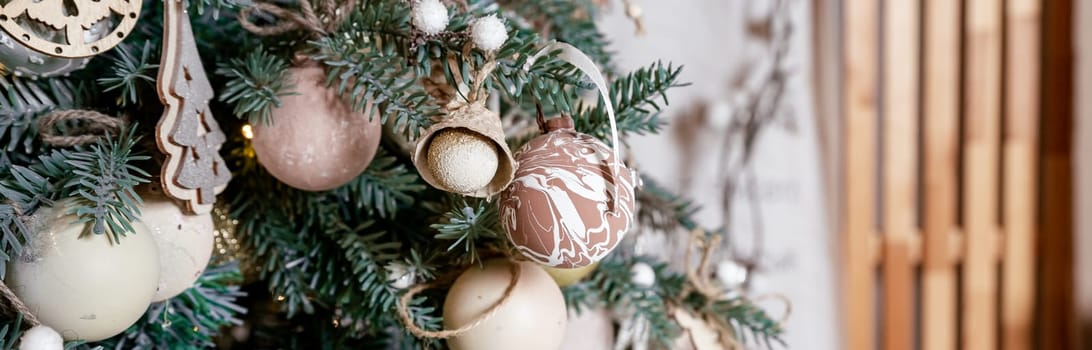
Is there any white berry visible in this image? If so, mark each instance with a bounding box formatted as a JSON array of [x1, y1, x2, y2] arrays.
[[630, 262, 655, 288], [471, 14, 508, 52], [19, 326, 63, 350], [715, 259, 749, 290], [411, 0, 449, 35], [386, 262, 416, 290], [427, 129, 499, 193]]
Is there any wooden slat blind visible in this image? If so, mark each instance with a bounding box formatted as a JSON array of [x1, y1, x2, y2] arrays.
[[839, 0, 1041, 349], [841, 0, 878, 348]]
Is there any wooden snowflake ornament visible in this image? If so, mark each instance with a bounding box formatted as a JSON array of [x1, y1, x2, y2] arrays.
[[0, 0, 141, 58], [156, 0, 231, 214]]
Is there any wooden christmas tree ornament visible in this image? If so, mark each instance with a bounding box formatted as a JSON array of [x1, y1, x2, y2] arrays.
[[156, 0, 231, 215], [0, 0, 140, 58]]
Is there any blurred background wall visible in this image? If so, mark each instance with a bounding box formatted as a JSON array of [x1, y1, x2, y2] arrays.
[[594, 1, 840, 349]]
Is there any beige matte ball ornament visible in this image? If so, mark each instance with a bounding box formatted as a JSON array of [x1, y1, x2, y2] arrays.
[[139, 187, 215, 301], [251, 66, 382, 191], [442, 259, 567, 350], [6, 201, 160, 342]]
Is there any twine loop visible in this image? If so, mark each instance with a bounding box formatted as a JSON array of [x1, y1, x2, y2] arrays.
[[675, 229, 792, 347], [0, 282, 38, 327], [238, 0, 356, 37], [396, 259, 522, 339], [37, 110, 127, 147]]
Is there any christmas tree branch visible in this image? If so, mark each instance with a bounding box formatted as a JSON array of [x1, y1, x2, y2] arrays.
[[574, 61, 687, 143], [334, 150, 426, 219], [97, 42, 159, 108], [97, 263, 247, 349], [217, 46, 294, 126]]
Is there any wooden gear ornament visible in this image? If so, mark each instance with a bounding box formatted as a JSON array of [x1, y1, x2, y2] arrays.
[[156, 0, 231, 214], [0, 0, 140, 58]]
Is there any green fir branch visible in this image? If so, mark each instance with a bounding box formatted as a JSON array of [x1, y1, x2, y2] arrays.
[[216, 47, 294, 125], [498, 0, 613, 70], [637, 175, 700, 232], [491, 31, 590, 114], [311, 32, 438, 139], [63, 127, 150, 241], [96, 263, 247, 349], [0, 129, 147, 276], [335, 223, 401, 305], [0, 77, 84, 156], [590, 256, 681, 346], [335, 150, 426, 219], [431, 197, 501, 264], [0, 314, 24, 350], [574, 61, 687, 142], [97, 42, 159, 108]]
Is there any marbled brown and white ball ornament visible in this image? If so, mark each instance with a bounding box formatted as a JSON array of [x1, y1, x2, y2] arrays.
[[6, 201, 160, 342], [251, 66, 382, 191], [0, 20, 110, 79], [413, 102, 516, 197], [139, 187, 215, 301], [443, 259, 567, 350], [499, 116, 637, 268]]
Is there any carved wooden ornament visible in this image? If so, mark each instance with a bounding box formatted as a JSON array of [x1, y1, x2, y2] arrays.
[[0, 0, 141, 58], [156, 0, 230, 215]]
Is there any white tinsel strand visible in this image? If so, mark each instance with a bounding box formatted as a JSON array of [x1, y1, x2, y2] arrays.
[[18, 326, 63, 350], [411, 0, 449, 35], [629, 262, 655, 288], [471, 14, 507, 52]]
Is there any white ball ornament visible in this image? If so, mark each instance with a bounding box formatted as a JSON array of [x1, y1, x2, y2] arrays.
[[630, 262, 655, 288], [18, 326, 63, 350], [443, 259, 567, 350], [471, 15, 508, 52], [426, 129, 500, 194], [411, 0, 449, 35], [6, 201, 160, 342], [139, 189, 215, 301]]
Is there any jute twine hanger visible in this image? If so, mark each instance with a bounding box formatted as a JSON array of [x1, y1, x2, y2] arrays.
[[676, 229, 792, 349], [395, 258, 522, 339], [37, 110, 128, 147]]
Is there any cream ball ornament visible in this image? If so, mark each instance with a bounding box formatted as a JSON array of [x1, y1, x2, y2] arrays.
[[426, 129, 500, 194], [251, 66, 382, 191], [18, 326, 63, 350], [443, 259, 567, 350], [6, 201, 160, 342], [543, 263, 598, 287], [140, 188, 215, 301]]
